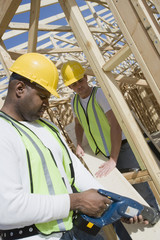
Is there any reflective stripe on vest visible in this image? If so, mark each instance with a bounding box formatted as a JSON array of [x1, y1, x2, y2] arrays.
[[73, 87, 111, 157], [0, 112, 76, 235]]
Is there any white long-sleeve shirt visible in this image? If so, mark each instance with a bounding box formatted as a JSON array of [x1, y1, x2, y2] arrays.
[[0, 118, 102, 240]]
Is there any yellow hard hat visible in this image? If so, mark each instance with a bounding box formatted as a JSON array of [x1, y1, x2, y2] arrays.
[[61, 61, 85, 86], [9, 53, 59, 97]]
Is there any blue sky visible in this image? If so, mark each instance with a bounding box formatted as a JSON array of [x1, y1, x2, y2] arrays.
[[4, 0, 105, 49]]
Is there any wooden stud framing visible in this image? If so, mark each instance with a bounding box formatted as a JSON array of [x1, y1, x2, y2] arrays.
[[28, 0, 41, 52], [0, 39, 13, 79], [105, 0, 160, 105], [152, 0, 160, 14], [0, 0, 22, 38], [130, 0, 160, 55], [103, 44, 132, 71]]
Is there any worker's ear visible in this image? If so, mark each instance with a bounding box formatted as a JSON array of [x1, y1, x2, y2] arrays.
[[16, 81, 26, 97]]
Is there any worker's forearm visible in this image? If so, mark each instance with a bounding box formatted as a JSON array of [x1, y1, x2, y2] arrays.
[[110, 126, 122, 162], [105, 110, 122, 163], [75, 120, 84, 146], [69, 189, 110, 217]]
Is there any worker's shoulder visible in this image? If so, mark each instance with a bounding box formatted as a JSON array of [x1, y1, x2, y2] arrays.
[[40, 118, 61, 133], [0, 117, 19, 136], [95, 87, 106, 98], [96, 86, 102, 91]]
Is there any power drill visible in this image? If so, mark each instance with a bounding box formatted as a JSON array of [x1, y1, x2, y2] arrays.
[[74, 189, 160, 235]]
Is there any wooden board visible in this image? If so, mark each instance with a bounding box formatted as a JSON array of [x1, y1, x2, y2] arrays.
[[65, 123, 160, 240], [0, 97, 4, 108], [82, 145, 160, 239]]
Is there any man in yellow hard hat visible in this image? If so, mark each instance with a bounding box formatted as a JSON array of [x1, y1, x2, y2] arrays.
[[0, 53, 149, 240], [0, 53, 112, 240], [61, 61, 140, 174], [61, 60, 158, 240]]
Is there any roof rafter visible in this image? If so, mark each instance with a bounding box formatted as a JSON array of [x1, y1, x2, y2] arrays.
[[0, 0, 22, 38]]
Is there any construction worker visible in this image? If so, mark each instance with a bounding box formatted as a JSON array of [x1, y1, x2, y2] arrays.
[[0, 53, 148, 240], [61, 60, 159, 239]]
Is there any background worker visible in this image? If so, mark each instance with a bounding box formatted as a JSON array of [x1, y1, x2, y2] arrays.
[[61, 60, 159, 239], [0, 53, 146, 240], [61, 61, 140, 176]]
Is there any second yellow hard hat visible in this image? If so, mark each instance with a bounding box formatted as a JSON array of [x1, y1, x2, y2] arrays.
[[61, 61, 85, 86]]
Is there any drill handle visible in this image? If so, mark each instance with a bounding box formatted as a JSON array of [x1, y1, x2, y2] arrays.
[[98, 189, 125, 202]]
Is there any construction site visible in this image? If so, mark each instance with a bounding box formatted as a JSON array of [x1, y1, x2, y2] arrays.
[[0, 0, 160, 240]]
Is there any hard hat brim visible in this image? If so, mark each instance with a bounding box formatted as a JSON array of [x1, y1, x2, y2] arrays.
[[64, 73, 85, 86]]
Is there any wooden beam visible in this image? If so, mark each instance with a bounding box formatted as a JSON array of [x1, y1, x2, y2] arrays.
[[123, 170, 150, 181], [28, 0, 40, 52], [105, 0, 160, 105], [0, 97, 4, 108], [0, 39, 13, 79], [130, 0, 160, 55], [0, 0, 22, 38], [103, 44, 132, 71], [152, 0, 160, 14], [8, 45, 119, 59], [86, 0, 108, 6], [132, 111, 160, 153], [8, 47, 83, 59], [115, 75, 148, 86], [8, 22, 108, 34], [58, 0, 160, 195], [15, 0, 58, 15]]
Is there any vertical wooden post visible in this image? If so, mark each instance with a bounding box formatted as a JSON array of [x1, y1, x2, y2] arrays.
[[28, 0, 41, 52]]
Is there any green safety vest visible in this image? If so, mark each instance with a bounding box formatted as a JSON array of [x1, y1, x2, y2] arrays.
[[0, 112, 78, 235], [73, 87, 111, 157]]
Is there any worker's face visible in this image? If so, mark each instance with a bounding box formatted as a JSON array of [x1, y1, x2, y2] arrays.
[[17, 80, 50, 121], [69, 75, 90, 98]]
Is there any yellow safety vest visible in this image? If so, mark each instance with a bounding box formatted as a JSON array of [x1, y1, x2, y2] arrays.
[[73, 87, 111, 157], [0, 112, 78, 235]]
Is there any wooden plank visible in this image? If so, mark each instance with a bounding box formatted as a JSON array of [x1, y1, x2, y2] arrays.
[[65, 122, 160, 239], [130, 0, 160, 55], [148, 180, 160, 205], [8, 22, 108, 34], [105, 0, 160, 105], [0, 97, 4, 108], [0, 39, 13, 79], [86, 0, 107, 5], [103, 44, 132, 71], [115, 75, 148, 86], [152, 0, 160, 14], [126, 176, 152, 185], [28, 0, 41, 52], [132, 111, 160, 153], [102, 225, 118, 240], [82, 145, 160, 239], [86, 2, 103, 28], [59, 0, 160, 196], [123, 170, 150, 181], [0, 0, 21, 38], [15, 0, 58, 15]]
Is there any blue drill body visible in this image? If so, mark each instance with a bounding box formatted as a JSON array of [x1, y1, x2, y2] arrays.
[[74, 189, 160, 235], [81, 189, 144, 227]]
